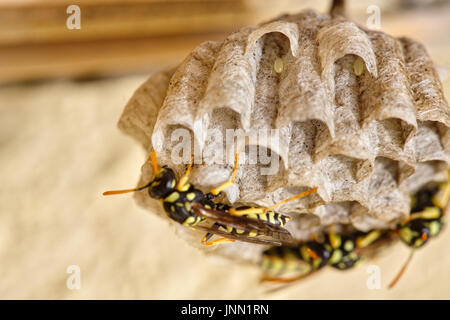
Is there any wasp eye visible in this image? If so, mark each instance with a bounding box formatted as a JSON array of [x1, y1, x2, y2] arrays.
[[148, 168, 176, 199]]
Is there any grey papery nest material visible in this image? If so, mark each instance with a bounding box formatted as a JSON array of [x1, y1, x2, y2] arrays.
[[117, 8, 450, 263]]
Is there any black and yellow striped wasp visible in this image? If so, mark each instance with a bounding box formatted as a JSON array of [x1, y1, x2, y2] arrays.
[[259, 227, 389, 284], [260, 174, 449, 288], [103, 150, 317, 246]]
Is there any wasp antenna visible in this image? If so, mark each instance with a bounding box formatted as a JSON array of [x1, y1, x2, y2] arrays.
[[261, 271, 317, 294], [103, 182, 152, 196], [388, 249, 415, 289], [260, 274, 305, 284]]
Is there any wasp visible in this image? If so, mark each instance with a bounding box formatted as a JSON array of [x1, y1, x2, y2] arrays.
[[103, 151, 317, 246], [260, 174, 449, 288], [259, 227, 389, 284]]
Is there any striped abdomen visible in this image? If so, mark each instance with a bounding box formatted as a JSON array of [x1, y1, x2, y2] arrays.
[[260, 246, 311, 276], [215, 204, 291, 237]]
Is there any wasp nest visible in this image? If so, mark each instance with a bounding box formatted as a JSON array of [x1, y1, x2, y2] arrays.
[[118, 7, 450, 263]]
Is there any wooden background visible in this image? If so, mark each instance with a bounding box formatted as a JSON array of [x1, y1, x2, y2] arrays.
[[0, 0, 434, 84]]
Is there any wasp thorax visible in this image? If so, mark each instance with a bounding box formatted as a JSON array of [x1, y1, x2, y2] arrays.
[[148, 167, 176, 199]]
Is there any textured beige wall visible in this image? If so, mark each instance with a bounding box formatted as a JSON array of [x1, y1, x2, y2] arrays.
[[1, 74, 450, 299]]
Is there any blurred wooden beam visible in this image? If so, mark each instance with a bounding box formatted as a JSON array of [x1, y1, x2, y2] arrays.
[[0, 0, 253, 84], [0, 0, 250, 46], [0, 33, 228, 84]]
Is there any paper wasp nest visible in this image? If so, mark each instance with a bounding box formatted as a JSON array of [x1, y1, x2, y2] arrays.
[[118, 8, 450, 263]]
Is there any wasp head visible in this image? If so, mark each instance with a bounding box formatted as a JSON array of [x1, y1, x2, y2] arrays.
[[148, 167, 176, 199], [398, 209, 443, 248]]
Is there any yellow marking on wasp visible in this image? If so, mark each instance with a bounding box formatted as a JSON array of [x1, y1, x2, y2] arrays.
[[356, 230, 381, 248], [185, 202, 191, 211], [226, 226, 233, 233], [171, 180, 176, 188], [229, 207, 265, 216], [245, 213, 258, 220], [398, 227, 413, 243], [151, 181, 160, 187], [330, 249, 343, 265], [300, 246, 310, 262], [170, 205, 175, 212], [164, 192, 180, 203], [269, 257, 285, 273], [179, 183, 190, 192], [429, 220, 441, 237], [186, 192, 196, 201], [176, 202, 184, 207], [260, 257, 271, 271], [248, 230, 258, 237], [414, 238, 424, 247], [259, 213, 268, 221], [268, 212, 276, 224], [312, 258, 322, 269], [285, 259, 302, 272], [329, 232, 341, 249], [353, 57, 365, 76], [344, 240, 354, 252], [349, 252, 358, 260], [183, 216, 196, 226], [433, 181, 450, 208], [235, 229, 245, 235], [406, 207, 441, 222], [337, 262, 347, 269]]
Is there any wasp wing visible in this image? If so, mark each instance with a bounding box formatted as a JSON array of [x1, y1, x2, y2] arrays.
[[192, 203, 294, 245], [193, 225, 284, 246], [192, 202, 291, 235]]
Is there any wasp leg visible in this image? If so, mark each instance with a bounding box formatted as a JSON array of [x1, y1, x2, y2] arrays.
[[227, 188, 318, 217], [260, 272, 313, 283], [264, 188, 318, 213], [200, 222, 236, 246], [402, 207, 442, 224], [210, 152, 240, 196], [356, 230, 382, 249], [176, 154, 194, 191], [202, 222, 219, 243], [202, 237, 236, 246]]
